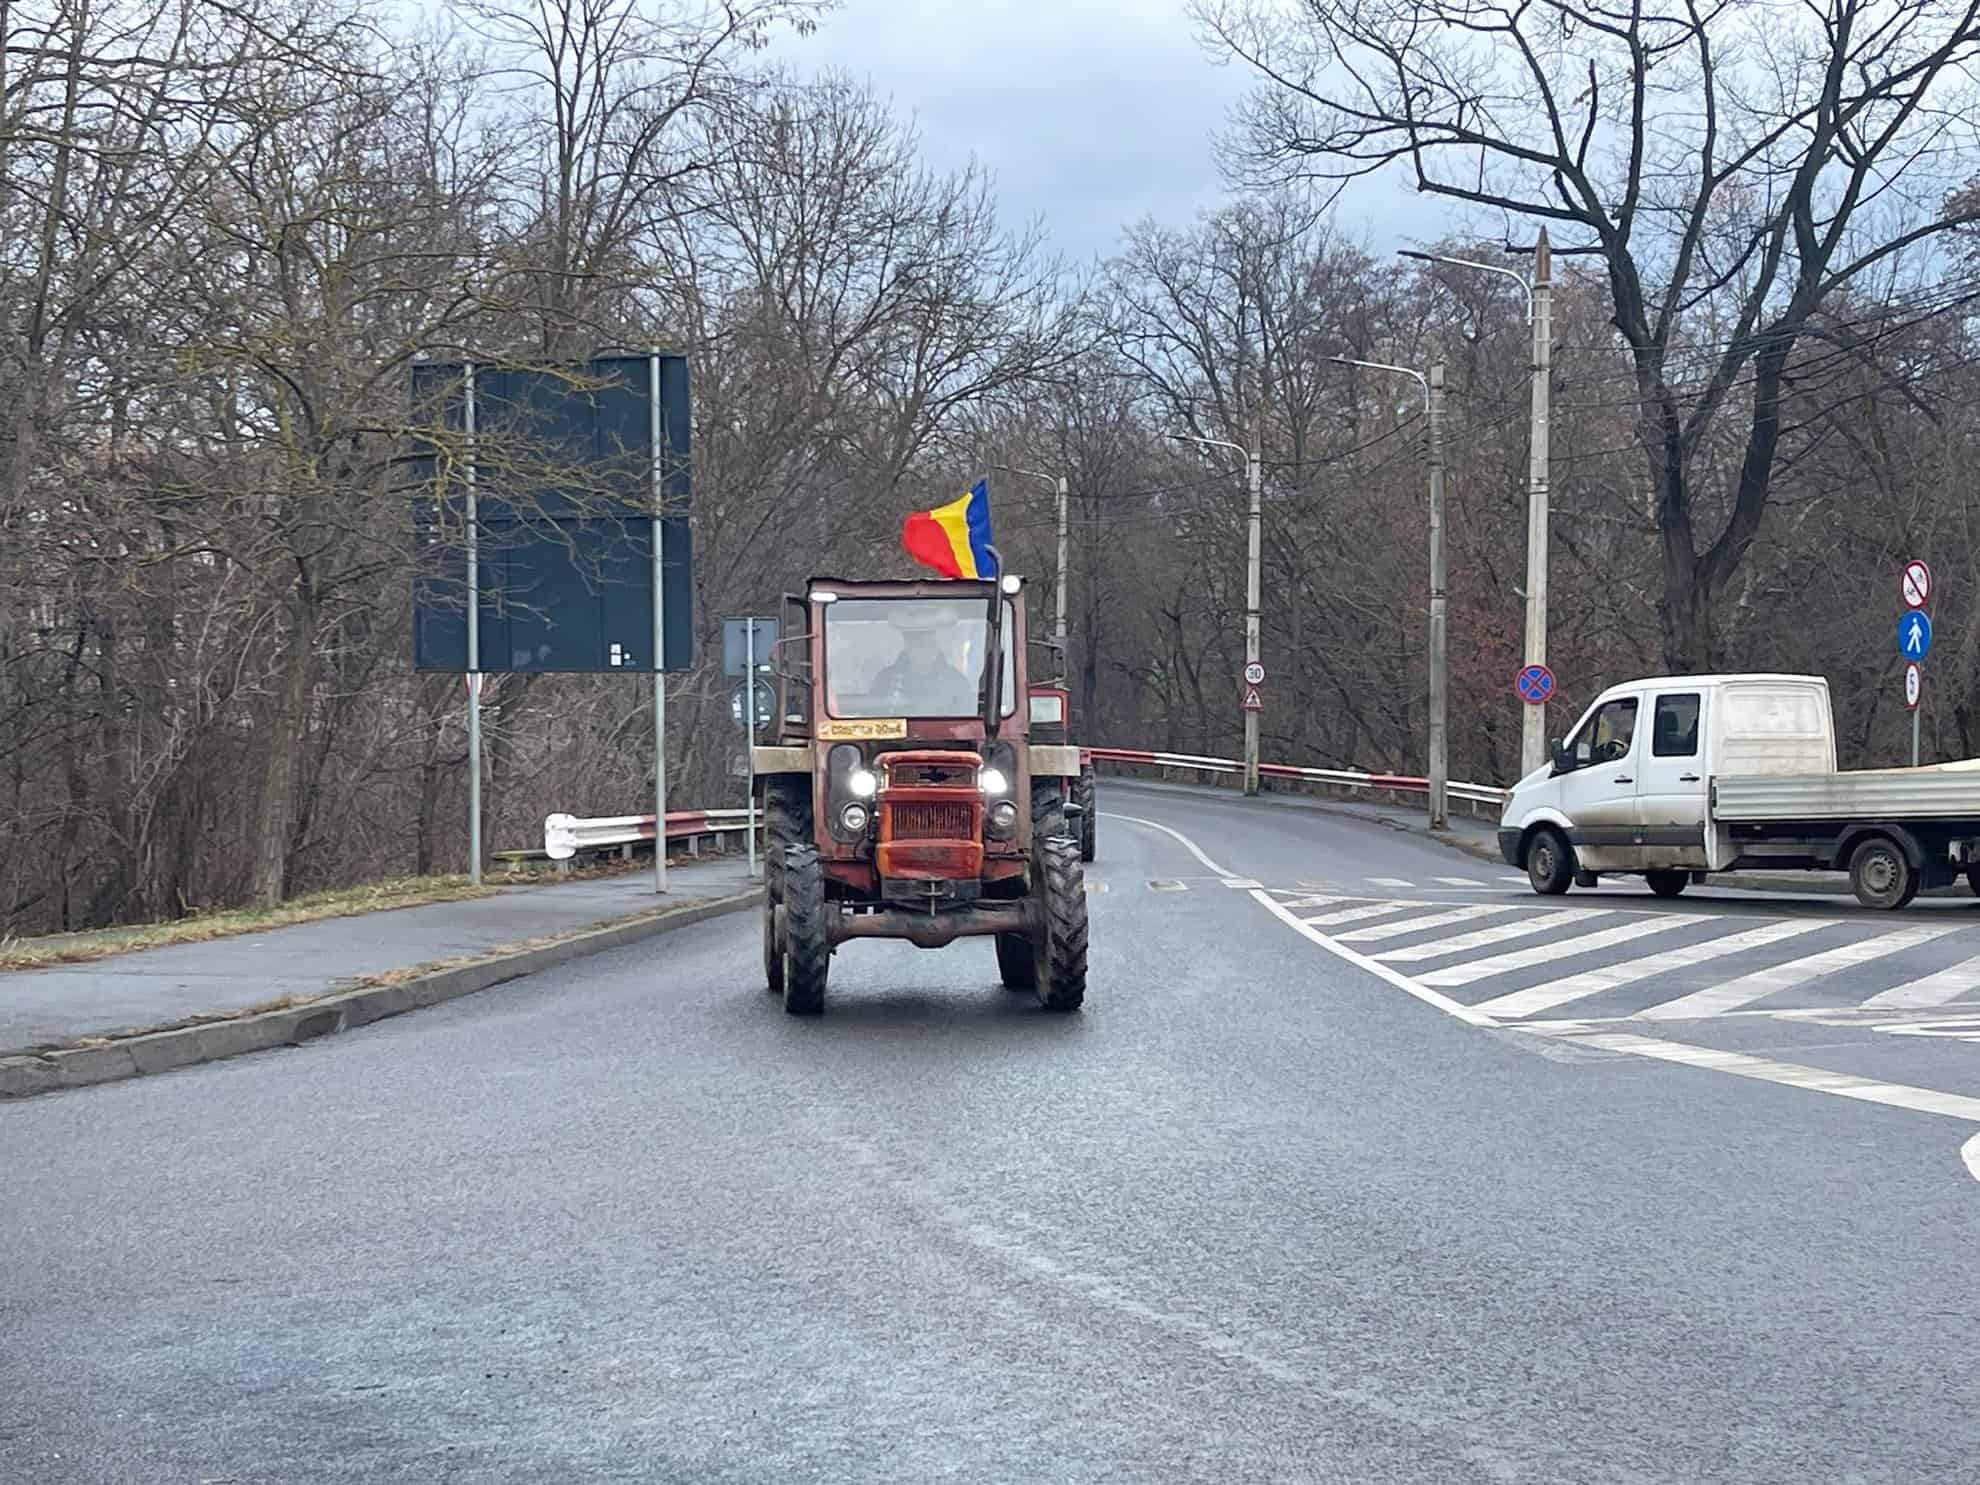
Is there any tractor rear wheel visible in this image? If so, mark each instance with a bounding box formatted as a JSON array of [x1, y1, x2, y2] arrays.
[[995, 932, 1037, 990], [1073, 767, 1097, 862], [780, 845, 829, 1015], [1035, 836, 1088, 1013], [1031, 777, 1068, 845]]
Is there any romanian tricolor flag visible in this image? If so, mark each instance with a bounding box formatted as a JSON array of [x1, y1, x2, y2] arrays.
[[901, 478, 997, 580]]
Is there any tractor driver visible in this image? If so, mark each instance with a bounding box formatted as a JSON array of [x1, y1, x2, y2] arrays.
[[873, 604, 978, 715]]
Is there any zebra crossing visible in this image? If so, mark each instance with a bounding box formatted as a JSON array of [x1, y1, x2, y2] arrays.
[[1257, 888, 1980, 1024]]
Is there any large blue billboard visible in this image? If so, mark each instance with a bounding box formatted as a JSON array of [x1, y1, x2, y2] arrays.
[[409, 352, 692, 673]]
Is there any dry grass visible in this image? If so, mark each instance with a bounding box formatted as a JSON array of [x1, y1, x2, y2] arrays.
[[0, 874, 501, 972], [0, 846, 727, 975]]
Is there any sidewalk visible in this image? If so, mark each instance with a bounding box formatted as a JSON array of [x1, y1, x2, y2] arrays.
[[0, 858, 757, 1053]]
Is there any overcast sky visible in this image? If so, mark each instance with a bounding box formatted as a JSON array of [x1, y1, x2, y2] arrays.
[[774, 0, 1445, 266]]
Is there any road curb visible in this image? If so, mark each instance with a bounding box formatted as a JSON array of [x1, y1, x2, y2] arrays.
[[0, 888, 760, 1101]]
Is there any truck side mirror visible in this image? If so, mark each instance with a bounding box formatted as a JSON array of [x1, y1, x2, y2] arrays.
[[1550, 739, 1573, 775]]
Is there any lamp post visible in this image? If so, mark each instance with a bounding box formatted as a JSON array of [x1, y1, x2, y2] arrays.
[[1330, 356, 1447, 830], [1171, 431, 1263, 796], [1401, 231, 1552, 777]]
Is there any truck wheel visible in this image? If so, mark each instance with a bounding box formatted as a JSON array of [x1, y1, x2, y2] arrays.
[[1074, 768, 1097, 863], [1036, 836, 1088, 1013], [1527, 827, 1575, 896], [1848, 836, 1914, 910], [780, 845, 830, 1015], [995, 932, 1037, 990], [1645, 869, 1689, 899], [763, 902, 784, 995]]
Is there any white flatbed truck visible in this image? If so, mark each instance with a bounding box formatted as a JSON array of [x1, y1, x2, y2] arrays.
[[1497, 673, 1980, 909]]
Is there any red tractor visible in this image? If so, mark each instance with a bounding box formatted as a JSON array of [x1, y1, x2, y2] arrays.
[[751, 575, 1090, 1016]]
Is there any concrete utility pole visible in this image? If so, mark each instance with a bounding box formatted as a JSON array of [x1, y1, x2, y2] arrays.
[[1172, 432, 1264, 795], [1330, 355, 1446, 829], [1400, 235, 1552, 776], [999, 465, 1072, 646]]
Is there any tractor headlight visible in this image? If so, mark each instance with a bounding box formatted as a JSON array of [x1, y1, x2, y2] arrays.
[[848, 768, 878, 799], [986, 800, 1019, 837], [840, 801, 870, 834], [978, 766, 1008, 795]]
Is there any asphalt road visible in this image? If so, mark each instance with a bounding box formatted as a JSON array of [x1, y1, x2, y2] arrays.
[[5, 780, 1978, 1482]]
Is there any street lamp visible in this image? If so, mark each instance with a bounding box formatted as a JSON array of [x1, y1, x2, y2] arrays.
[[1330, 354, 1448, 831], [1401, 232, 1554, 777], [1171, 430, 1264, 797]]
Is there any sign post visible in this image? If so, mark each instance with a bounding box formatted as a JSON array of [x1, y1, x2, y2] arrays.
[[1898, 562, 1932, 768]]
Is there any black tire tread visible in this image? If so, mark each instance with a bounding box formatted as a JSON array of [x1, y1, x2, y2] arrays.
[[995, 931, 1037, 989], [1527, 827, 1574, 896], [1645, 869, 1688, 899], [1074, 768, 1097, 862], [1037, 836, 1088, 1012], [781, 844, 829, 1015], [1848, 836, 1913, 911]]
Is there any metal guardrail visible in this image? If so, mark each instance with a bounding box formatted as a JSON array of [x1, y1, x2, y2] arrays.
[[535, 747, 1511, 863], [1086, 747, 1510, 816], [541, 808, 754, 862]]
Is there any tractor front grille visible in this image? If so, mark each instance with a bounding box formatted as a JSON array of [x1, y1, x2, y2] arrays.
[[888, 801, 976, 840]]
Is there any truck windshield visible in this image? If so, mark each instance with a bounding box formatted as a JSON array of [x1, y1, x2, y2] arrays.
[[823, 598, 1016, 719]]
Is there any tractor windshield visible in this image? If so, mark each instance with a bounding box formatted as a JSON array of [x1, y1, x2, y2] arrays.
[[823, 598, 1016, 719]]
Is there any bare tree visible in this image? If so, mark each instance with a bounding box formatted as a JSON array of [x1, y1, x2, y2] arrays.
[[1200, 0, 1980, 667]]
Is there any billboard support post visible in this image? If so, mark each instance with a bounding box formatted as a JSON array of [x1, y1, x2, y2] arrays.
[[650, 351, 668, 895], [464, 363, 482, 887]]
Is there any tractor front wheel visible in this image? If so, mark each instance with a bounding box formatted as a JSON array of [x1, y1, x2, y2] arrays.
[[1035, 836, 1088, 1013], [780, 845, 830, 1015]]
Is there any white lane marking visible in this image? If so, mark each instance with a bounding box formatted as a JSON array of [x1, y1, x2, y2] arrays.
[[1299, 901, 1431, 930], [1274, 893, 1349, 911], [1498, 874, 1528, 884], [1639, 921, 1971, 1020], [1249, 880, 1980, 1182], [1106, 812, 1233, 878], [1368, 877, 1414, 888], [1475, 917, 1833, 1020], [1434, 876, 1485, 887], [1862, 952, 1980, 1009], [1374, 908, 1598, 963], [1221, 877, 1262, 889], [1251, 889, 1497, 1027], [1334, 904, 1503, 944], [1147, 880, 1188, 892], [1525, 1024, 1980, 1125], [1418, 913, 1708, 988], [1084, 880, 1108, 894]]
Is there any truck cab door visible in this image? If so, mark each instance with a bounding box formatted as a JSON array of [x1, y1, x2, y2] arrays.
[[1556, 695, 1644, 870], [1635, 689, 1709, 869]]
